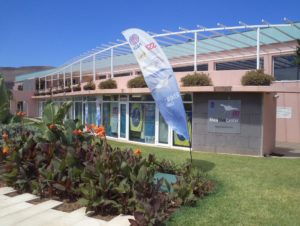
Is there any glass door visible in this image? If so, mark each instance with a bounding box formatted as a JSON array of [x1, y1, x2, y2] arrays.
[[119, 102, 128, 139]]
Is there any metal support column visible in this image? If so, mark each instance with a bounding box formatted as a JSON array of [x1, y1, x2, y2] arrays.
[[194, 32, 197, 72], [256, 27, 260, 70], [38, 77, 41, 91], [70, 65, 73, 86], [79, 60, 82, 83], [111, 48, 114, 78], [93, 55, 96, 81], [63, 71, 66, 89]]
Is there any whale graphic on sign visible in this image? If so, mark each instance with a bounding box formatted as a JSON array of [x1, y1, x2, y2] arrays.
[[220, 104, 239, 111]]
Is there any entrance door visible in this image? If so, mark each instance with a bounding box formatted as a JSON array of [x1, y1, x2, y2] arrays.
[[119, 102, 128, 139]]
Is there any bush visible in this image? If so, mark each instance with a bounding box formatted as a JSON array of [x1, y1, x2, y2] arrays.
[[72, 84, 81, 92], [181, 73, 212, 86], [98, 79, 117, 89], [127, 76, 147, 88], [241, 70, 274, 86], [83, 81, 96, 90]]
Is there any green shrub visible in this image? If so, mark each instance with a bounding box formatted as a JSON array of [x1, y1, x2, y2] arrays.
[[241, 70, 274, 86], [181, 73, 212, 86], [127, 76, 147, 88], [98, 79, 117, 89], [83, 81, 95, 90], [72, 84, 81, 92]]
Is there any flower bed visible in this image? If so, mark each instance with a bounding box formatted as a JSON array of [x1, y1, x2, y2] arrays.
[[0, 101, 214, 225]]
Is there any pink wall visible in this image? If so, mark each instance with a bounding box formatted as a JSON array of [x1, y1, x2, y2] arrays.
[[262, 93, 277, 154]]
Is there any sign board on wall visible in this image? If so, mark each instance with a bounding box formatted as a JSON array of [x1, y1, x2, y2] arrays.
[[208, 100, 241, 133], [276, 107, 292, 119]]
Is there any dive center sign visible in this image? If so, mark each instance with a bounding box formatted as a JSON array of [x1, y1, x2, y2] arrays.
[[208, 100, 241, 133]]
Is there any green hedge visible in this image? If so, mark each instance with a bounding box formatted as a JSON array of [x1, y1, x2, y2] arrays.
[[98, 79, 117, 89], [127, 76, 147, 88], [241, 70, 274, 86], [181, 73, 212, 86]]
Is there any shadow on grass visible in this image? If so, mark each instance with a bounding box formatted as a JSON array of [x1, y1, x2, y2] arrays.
[[191, 159, 215, 173]]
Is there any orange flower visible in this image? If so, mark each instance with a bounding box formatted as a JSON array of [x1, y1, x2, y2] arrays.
[[134, 149, 142, 156], [97, 130, 105, 137], [94, 126, 105, 134], [73, 129, 83, 136], [2, 146, 9, 155], [16, 111, 26, 117], [49, 124, 57, 130], [86, 126, 91, 133], [2, 133, 8, 141], [91, 124, 97, 129]]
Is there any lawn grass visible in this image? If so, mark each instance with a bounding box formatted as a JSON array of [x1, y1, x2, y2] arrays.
[[108, 140, 300, 226]]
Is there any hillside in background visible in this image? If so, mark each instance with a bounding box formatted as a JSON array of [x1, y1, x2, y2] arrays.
[[0, 66, 55, 89]]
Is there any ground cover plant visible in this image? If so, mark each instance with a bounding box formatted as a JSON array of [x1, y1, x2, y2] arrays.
[[0, 101, 214, 226]]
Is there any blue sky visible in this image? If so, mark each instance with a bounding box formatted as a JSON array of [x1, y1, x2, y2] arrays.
[[0, 0, 299, 67]]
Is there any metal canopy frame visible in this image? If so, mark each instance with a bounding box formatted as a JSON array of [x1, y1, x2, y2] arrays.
[[16, 18, 300, 84]]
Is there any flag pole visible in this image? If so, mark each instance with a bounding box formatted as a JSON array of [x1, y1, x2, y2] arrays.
[[189, 139, 193, 165]]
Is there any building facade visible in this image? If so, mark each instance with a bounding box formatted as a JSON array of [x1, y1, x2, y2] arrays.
[[11, 21, 300, 155]]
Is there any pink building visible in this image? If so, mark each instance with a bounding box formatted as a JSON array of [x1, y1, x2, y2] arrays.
[[11, 20, 300, 155]]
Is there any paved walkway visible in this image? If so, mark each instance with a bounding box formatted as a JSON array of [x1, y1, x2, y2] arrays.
[[0, 187, 134, 226], [273, 142, 300, 158]]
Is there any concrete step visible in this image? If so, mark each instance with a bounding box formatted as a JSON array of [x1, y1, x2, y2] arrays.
[[107, 214, 134, 226], [0, 193, 37, 208], [0, 202, 33, 217], [0, 200, 62, 226], [14, 209, 67, 226], [0, 187, 15, 195], [73, 216, 108, 226], [0, 194, 11, 201], [41, 207, 88, 226]]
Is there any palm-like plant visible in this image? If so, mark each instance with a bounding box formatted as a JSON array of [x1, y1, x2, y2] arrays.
[[0, 74, 11, 123]]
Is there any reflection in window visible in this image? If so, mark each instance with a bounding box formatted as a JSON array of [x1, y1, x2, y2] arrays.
[[103, 103, 119, 137], [87, 102, 96, 125], [129, 103, 155, 144], [273, 55, 299, 80], [74, 102, 83, 122], [216, 58, 264, 70], [159, 113, 168, 144], [173, 103, 192, 147]]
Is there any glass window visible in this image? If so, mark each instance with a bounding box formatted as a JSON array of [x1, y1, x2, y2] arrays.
[[87, 102, 96, 125], [273, 55, 299, 80], [173, 64, 208, 72], [216, 58, 264, 70], [103, 95, 119, 101], [173, 103, 192, 147], [120, 95, 128, 101], [181, 93, 192, 102], [129, 103, 155, 144], [120, 104, 127, 138], [129, 94, 154, 101], [103, 103, 119, 137], [158, 113, 168, 144], [74, 102, 83, 122]]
